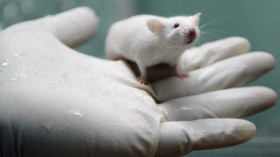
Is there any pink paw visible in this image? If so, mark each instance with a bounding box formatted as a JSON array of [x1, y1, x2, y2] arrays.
[[175, 73, 190, 79], [115, 55, 125, 61], [137, 77, 149, 85], [173, 66, 190, 79]]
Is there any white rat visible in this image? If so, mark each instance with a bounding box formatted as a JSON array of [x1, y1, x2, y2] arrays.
[[106, 13, 201, 84]]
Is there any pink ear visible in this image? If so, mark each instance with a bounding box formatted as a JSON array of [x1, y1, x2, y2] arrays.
[[193, 12, 201, 25], [147, 19, 163, 34]]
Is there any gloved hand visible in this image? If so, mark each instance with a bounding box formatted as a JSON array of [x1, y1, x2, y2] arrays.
[[0, 7, 277, 157]]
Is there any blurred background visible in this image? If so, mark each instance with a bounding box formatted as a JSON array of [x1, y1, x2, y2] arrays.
[[0, 0, 279, 156]]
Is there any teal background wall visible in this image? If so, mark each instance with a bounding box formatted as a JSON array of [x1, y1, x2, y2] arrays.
[[0, 0, 279, 156]]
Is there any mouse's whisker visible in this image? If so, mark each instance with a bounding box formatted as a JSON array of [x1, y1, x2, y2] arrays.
[[199, 16, 227, 29], [199, 31, 223, 43], [202, 29, 232, 37], [196, 35, 208, 46]]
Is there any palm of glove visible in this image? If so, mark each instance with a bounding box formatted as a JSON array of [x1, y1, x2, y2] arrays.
[[0, 7, 276, 157]]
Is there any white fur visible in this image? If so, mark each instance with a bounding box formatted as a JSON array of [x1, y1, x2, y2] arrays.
[[106, 14, 200, 78]]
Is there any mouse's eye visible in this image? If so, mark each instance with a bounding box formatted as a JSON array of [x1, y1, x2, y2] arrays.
[[173, 23, 180, 28]]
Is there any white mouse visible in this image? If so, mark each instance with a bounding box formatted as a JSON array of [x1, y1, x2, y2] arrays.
[[106, 13, 201, 84]]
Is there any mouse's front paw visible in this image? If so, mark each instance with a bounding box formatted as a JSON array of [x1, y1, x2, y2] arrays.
[[173, 66, 190, 79], [176, 72, 190, 79]]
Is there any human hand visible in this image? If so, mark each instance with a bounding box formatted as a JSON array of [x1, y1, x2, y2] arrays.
[[0, 7, 276, 157]]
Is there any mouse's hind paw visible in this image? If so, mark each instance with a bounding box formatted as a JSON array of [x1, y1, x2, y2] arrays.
[[137, 77, 149, 85], [114, 55, 125, 61]]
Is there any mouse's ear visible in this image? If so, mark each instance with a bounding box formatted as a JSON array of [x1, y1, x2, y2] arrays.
[[147, 19, 163, 34], [193, 12, 202, 26]]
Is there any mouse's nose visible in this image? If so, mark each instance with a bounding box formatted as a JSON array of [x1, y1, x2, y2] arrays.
[[188, 28, 196, 39], [186, 28, 196, 44]]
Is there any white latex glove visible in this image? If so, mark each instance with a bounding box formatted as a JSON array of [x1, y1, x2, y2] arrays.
[[0, 7, 277, 157]]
